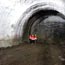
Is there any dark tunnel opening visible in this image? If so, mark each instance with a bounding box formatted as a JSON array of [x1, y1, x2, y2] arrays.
[[22, 10, 65, 43]]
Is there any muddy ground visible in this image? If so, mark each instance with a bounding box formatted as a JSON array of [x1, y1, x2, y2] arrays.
[[0, 43, 65, 65]]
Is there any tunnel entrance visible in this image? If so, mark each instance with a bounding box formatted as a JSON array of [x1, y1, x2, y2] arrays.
[[23, 10, 65, 43]]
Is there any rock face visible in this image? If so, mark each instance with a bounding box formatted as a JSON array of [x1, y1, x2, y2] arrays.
[[39, 17, 65, 41], [0, 0, 65, 47]]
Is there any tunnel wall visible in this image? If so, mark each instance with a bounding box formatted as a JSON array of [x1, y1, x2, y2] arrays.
[[0, 0, 65, 47]]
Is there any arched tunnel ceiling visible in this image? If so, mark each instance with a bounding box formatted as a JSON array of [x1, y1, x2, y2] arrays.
[[0, 0, 65, 47], [22, 10, 65, 42]]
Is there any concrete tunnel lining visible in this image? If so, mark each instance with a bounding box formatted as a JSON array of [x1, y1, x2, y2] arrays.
[[16, 3, 65, 38], [15, 3, 65, 44], [0, 0, 65, 47], [21, 9, 65, 43]]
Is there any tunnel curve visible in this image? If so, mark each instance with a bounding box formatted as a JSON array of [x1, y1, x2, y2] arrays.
[[22, 9, 65, 42]]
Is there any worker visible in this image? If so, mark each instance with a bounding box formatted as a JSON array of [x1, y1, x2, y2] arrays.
[[29, 34, 37, 44]]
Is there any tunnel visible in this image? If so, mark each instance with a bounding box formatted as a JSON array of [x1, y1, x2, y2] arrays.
[[22, 10, 65, 43]]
